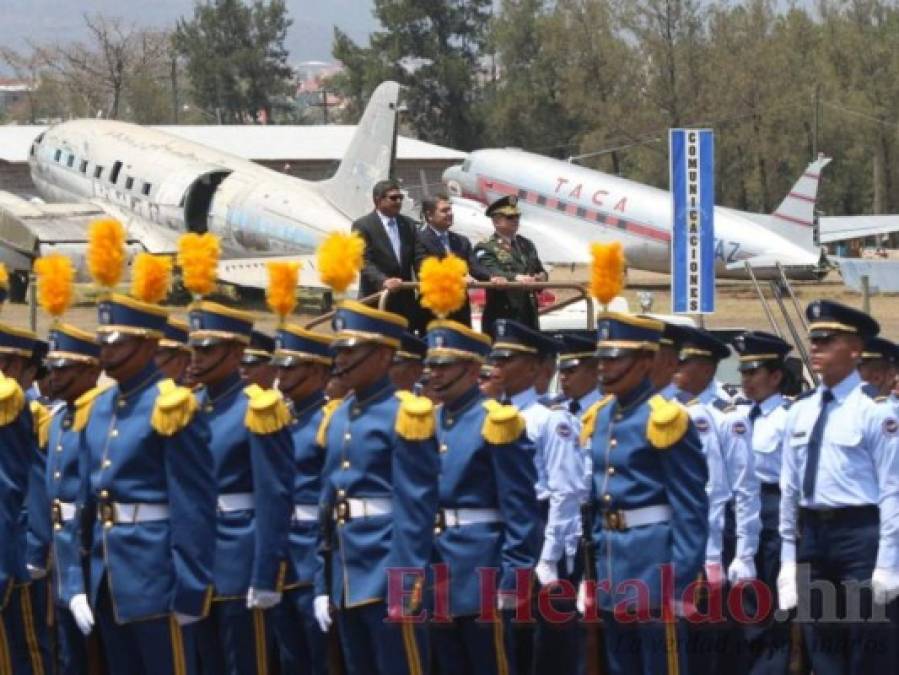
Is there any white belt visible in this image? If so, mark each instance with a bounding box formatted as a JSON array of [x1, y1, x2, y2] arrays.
[[217, 493, 255, 513], [603, 504, 672, 531], [335, 497, 393, 520], [103, 502, 170, 524], [293, 504, 319, 522], [439, 508, 502, 529]]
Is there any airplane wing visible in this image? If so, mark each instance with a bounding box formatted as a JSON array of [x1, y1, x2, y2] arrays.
[[818, 215, 899, 244]]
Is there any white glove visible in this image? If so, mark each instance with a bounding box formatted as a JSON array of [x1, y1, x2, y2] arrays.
[[871, 567, 899, 605], [535, 560, 558, 586], [313, 595, 332, 633], [776, 561, 797, 612], [704, 561, 725, 589], [69, 594, 94, 636], [26, 564, 47, 580], [174, 612, 202, 626], [576, 581, 587, 615], [246, 587, 282, 609], [727, 557, 757, 585]]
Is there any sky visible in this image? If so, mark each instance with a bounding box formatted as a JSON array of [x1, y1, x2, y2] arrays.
[[0, 0, 378, 67]]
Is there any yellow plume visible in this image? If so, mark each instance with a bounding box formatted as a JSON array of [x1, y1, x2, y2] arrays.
[[590, 241, 625, 306], [177, 233, 220, 298], [131, 253, 172, 305], [87, 218, 126, 289], [317, 231, 364, 294], [419, 254, 468, 319], [266, 261, 300, 321], [0, 262, 8, 289], [34, 254, 74, 319]]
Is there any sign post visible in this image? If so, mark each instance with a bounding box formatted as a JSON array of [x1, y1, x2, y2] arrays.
[[670, 128, 715, 314]]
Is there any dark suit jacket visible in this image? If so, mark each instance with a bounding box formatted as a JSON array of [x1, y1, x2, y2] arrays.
[[414, 226, 490, 328], [352, 210, 421, 331]]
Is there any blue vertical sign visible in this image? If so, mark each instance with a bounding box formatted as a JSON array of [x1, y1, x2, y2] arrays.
[[670, 129, 715, 314]]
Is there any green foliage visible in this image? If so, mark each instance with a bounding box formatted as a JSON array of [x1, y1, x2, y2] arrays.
[[173, 0, 293, 123]]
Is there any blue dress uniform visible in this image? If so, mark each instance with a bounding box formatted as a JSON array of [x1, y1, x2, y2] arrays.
[[315, 301, 439, 675], [779, 300, 899, 673], [267, 325, 334, 675], [80, 294, 217, 675], [42, 325, 104, 675], [187, 302, 296, 675], [0, 323, 45, 675], [426, 320, 542, 675], [730, 331, 794, 675], [584, 314, 709, 675]]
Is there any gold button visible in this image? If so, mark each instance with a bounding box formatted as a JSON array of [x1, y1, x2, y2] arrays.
[[610, 439, 617, 448], [53, 523, 62, 532], [603, 494, 611, 502], [100, 490, 109, 499], [205, 405, 213, 413], [117, 399, 126, 408], [341, 460, 350, 470], [446, 417, 453, 426], [608, 466, 615, 475], [439, 444, 448, 454], [344, 433, 351, 441], [56, 445, 63, 453], [102, 459, 111, 468], [53, 471, 61, 480], [104, 521, 113, 529], [337, 489, 346, 498], [614, 413, 622, 421], [110, 429, 118, 438]]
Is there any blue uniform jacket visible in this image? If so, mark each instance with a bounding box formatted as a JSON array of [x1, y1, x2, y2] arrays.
[[589, 380, 708, 611], [0, 380, 35, 607], [316, 377, 439, 608], [284, 392, 327, 588], [197, 373, 295, 596], [81, 364, 217, 622], [432, 386, 540, 617]]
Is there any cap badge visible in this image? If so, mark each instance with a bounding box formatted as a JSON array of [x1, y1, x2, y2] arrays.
[[811, 303, 821, 319], [434, 335, 445, 347]]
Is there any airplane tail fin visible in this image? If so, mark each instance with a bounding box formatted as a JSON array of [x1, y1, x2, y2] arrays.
[[762, 154, 832, 253], [317, 81, 401, 221]]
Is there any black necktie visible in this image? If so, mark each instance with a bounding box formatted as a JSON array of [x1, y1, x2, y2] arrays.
[[749, 404, 761, 423], [802, 389, 834, 500], [568, 399, 581, 415]]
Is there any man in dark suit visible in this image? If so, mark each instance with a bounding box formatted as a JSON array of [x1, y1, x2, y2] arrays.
[[352, 179, 422, 332], [414, 193, 494, 327]]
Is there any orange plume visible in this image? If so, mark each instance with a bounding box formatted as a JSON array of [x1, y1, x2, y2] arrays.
[[590, 241, 625, 306], [317, 231, 364, 294], [418, 254, 468, 319], [87, 218, 126, 289], [177, 233, 220, 298], [34, 254, 75, 318], [266, 261, 300, 320], [131, 253, 172, 305]]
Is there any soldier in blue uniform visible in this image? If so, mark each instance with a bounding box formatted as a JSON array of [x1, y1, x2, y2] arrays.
[[389, 331, 427, 392], [778, 300, 899, 672], [240, 330, 277, 389], [187, 301, 296, 675], [267, 324, 334, 675], [581, 313, 708, 675], [70, 293, 217, 675], [156, 317, 192, 384], [0, 321, 46, 675], [426, 319, 541, 675], [730, 331, 794, 675], [42, 324, 103, 675], [313, 300, 439, 675], [858, 336, 899, 399]]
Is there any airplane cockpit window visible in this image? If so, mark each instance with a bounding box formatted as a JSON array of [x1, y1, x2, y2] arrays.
[[53, 149, 61, 162], [79, 160, 88, 173], [461, 159, 471, 172], [94, 166, 103, 179], [125, 177, 134, 190], [110, 161, 122, 184], [142, 182, 152, 196], [66, 154, 75, 168]]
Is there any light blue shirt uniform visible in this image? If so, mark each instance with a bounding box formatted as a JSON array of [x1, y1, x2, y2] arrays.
[[779, 370, 899, 568], [511, 386, 553, 500], [748, 393, 788, 485]]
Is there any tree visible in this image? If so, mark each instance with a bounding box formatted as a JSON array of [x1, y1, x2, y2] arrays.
[[173, 0, 293, 123], [331, 0, 492, 149]]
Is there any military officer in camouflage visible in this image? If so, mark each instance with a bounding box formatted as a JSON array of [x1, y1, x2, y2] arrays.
[[474, 195, 547, 336]]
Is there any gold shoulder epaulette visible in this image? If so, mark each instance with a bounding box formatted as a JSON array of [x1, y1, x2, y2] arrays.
[[0, 374, 25, 427], [394, 391, 435, 441], [243, 384, 291, 435], [481, 399, 526, 445], [579, 395, 614, 447], [646, 395, 689, 449], [30, 400, 51, 449], [151, 379, 198, 437], [315, 398, 342, 447], [73, 383, 113, 432]]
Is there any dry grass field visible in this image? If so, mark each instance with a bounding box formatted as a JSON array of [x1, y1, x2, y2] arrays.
[[6, 264, 899, 340]]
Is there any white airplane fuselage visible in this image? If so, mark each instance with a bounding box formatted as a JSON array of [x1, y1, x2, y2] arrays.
[[443, 149, 825, 279]]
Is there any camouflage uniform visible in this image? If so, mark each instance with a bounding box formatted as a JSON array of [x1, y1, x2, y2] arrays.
[[474, 233, 546, 336]]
